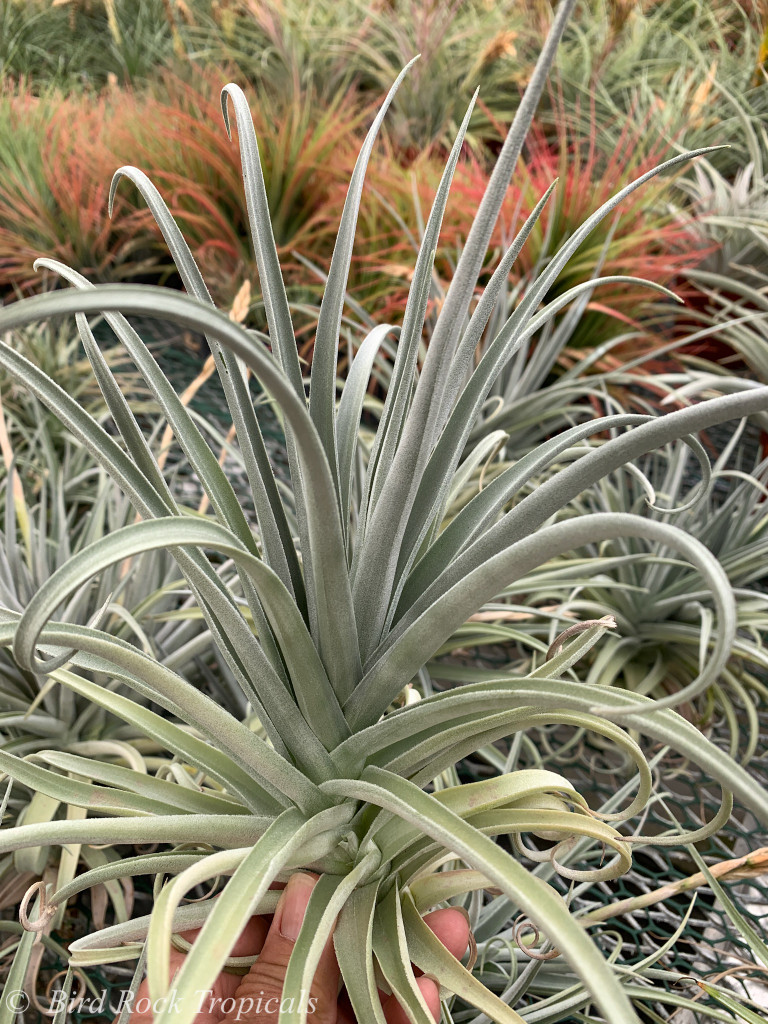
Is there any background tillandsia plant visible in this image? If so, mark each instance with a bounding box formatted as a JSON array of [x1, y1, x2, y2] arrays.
[[0, 0, 178, 88], [434, 435, 768, 762], [3, 0, 767, 361], [0, 424, 227, 956], [0, 81, 161, 296], [0, 69, 371, 318], [0, 317, 154, 465], [550, 0, 768, 178], [1, 3, 768, 1022]]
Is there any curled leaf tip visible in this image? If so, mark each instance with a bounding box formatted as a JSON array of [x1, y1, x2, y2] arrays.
[[219, 87, 235, 140], [108, 167, 132, 218], [546, 615, 618, 661], [20, 879, 57, 932]]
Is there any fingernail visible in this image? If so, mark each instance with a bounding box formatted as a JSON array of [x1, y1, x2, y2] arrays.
[[419, 973, 441, 1002], [450, 906, 471, 925], [279, 872, 316, 942]]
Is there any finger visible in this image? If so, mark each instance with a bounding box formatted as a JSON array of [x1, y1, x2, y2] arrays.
[[177, 911, 270, 958], [118, 912, 272, 1024], [362, 910, 470, 1024], [336, 989, 356, 1024], [117, 947, 183, 1024], [218, 872, 340, 1023], [230, 915, 271, 957], [423, 908, 471, 962], [382, 977, 441, 1024]]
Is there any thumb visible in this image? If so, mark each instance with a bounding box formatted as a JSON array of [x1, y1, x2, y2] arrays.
[[219, 872, 340, 1024]]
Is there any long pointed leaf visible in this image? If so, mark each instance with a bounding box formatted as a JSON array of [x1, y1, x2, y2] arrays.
[[0, 286, 361, 702], [396, 413, 650, 616], [396, 388, 768, 646], [110, 169, 304, 607], [309, 58, 418, 486], [348, 513, 735, 728], [363, 92, 478, 528], [280, 852, 378, 1024], [334, 884, 387, 1024], [36, 259, 288, 682], [401, 891, 526, 1024], [11, 518, 347, 767]]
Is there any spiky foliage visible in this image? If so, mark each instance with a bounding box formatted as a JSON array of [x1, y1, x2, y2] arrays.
[[559, 444, 768, 759], [0, 317, 153, 466], [331, 105, 705, 359], [677, 159, 768, 283], [5, 0, 766, 170], [326, 0, 533, 157], [0, 434, 222, 766], [184, 0, 535, 155], [1, 6, 768, 1021], [551, 0, 768, 179], [447, 116, 709, 347], [0, 0, 176, 88], [0, 426, 224, 982], [183, 0, 362, 110], [0, 72, 369, 313], [659, 114, 768, 372], [0, 83, 157, 294]]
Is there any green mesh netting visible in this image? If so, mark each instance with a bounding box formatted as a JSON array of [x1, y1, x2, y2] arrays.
[[574, 740, 765, 1016], [0, 879, 155, 1024]]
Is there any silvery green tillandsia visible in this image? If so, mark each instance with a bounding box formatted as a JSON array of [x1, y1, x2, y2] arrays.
[[430, 435, 768, 765], [0, 424, 228, 944], [2, 2, 768, 1022]]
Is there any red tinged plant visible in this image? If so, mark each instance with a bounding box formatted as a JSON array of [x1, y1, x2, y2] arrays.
[[3, 6, 768, 1022], [0, 83, 153, 295], [445, 104, 713, 348], [0, 74, 369, 315], [334, 96, 713, 365]]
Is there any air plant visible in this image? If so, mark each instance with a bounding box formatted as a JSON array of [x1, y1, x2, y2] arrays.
[[185, 0, 361, 111], [0, 317, 153, 466], [659, 108, 768, 374], [187, 0, 534, 156], [1, 4, 768, 1022], [447, 720, 768, 1023], [0, 0, 177, 87], [0, 422, 224, 793], [437, 437, 768, 764], [551, 0, 768, 179], [0, 425, 226, 1008]]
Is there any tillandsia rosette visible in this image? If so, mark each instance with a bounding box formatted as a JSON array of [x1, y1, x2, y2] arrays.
[[1, 1, 768, 1022]]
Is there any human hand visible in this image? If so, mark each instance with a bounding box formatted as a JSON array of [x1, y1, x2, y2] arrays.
[[124, 873, 471, 1023]]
